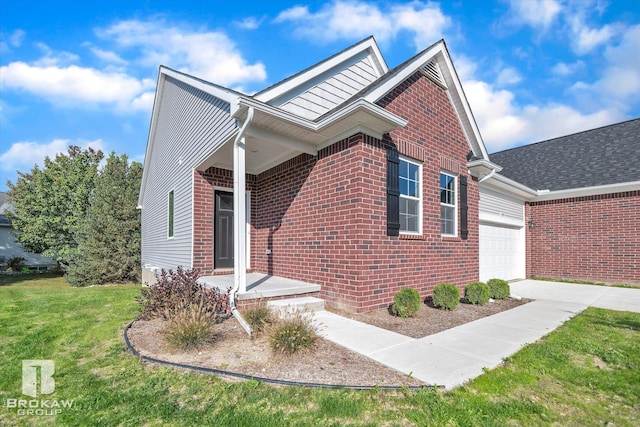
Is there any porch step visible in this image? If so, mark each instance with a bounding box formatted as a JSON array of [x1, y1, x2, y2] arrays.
[[267, 297, 325, 317]]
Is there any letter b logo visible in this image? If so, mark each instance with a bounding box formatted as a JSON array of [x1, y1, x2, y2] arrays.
[[22, 360, 55, 398]]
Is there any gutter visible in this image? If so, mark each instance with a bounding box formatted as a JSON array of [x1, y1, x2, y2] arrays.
[[230, 107, 254, 336]]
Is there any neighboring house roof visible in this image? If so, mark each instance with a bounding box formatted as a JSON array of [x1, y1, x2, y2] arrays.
[[490, 118, 640, 192]]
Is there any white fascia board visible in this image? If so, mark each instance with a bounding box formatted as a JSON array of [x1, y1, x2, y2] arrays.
[[364, 41, 490, 161], [480, 173, 538, 201], [160, 67, 241, 115], [534, 180, 640, 202], [245, 126, 317, 155], [255, 37, 388, 103], [237, 97, 406, 134], [138, 69, 166, 208], [364, 42, 443, 104], [439, 49, 489, 160]]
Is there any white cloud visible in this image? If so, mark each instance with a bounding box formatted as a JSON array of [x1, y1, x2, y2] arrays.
[[573, 24, 640, 106], [96, 19, 267, 86], [0, 139, 106, 174], [551, 60, 585, 76], [32, 42, 79, 67], [504, 0, 561, 31], [495, 67, 521, 86], [459, 58, 621, 152], [0, 61, 155, 112], [89, 46, 127, 64], [233, 16, 264, 30], [9, 29, 25, 47], [274, 1, 451, 51]]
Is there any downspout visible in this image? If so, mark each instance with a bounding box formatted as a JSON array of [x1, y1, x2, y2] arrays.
[[478, 168, 496, 184], [230, 106, 254, 336]]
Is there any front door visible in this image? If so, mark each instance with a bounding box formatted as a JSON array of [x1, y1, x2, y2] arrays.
[[214, 191, 234, 269]]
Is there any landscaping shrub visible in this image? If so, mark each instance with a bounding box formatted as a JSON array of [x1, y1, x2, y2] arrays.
[[164, 297, 215, 350], [269, 309, 318, 355], [464, 282, 490, 305], [432, 283, 460, 310], [243, 305, 273, 334], [392, 287, 422, 318], [7, 256, 26, 272], [487, 278, 510, 299], [137, 267, 230, 321]]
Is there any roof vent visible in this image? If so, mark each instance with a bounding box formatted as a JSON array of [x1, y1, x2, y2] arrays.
[[421, 60, 446, 88]]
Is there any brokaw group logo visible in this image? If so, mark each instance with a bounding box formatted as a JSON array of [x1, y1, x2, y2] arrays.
[[4, 360, 74, 417]]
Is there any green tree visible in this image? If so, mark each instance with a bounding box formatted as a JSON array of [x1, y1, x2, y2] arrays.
[[66, 153, 143, 286], [6, 146, 103, 265]]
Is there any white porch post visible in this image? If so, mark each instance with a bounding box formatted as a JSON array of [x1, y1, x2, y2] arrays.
[[233, 135, 247, 293]]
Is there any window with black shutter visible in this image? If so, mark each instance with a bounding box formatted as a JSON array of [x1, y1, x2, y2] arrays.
[[460, 175, 468, 240], [386, 148, 400, 236]]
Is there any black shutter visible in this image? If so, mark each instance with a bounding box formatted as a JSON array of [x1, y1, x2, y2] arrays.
[[386, 148, 400, 236], [460, 175, 468, 240]]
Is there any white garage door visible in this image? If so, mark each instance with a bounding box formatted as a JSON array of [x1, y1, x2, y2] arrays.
[[479, 223, 525, 282]]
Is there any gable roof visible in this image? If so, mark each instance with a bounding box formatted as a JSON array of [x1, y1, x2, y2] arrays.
[[490, 118, 640, 192]]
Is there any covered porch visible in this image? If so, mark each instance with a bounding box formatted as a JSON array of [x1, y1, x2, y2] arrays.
[[194, 96, 406, 295]]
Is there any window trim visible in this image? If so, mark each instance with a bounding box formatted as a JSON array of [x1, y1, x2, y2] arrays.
[[399, 156, 423, 235], [167, 189, 175, 239], [440, 172, 457, 237]]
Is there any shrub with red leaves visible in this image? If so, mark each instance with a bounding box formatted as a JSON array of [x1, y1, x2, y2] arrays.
[[136, 267, 230, 321]]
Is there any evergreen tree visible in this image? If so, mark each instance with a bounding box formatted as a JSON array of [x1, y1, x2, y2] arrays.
[[6, 146, 103, 265], [66, 153, 143, 286]]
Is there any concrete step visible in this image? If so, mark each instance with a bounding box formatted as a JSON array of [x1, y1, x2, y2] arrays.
[[267, 297, 325, 317]]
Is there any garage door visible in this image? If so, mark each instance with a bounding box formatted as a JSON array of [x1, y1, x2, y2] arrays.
[[479, 223, 525, 282]]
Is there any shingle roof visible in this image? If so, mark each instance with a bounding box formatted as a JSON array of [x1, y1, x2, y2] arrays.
[[489, 118, 640, 191]]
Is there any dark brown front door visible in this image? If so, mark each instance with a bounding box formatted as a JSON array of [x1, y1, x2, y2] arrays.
[[214, 191, 234, 269]]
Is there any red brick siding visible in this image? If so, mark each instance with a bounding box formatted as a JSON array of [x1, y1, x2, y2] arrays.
[[192, 72, 480, 311], [527, 191, 640, 284]]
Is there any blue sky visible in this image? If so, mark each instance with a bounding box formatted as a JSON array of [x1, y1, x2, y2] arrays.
[[1, 0, 639, 191]]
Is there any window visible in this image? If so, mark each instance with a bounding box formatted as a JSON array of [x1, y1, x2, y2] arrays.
[[440, 172, 456, 236], [168, 190, 174, 238], [399, 158, 422, 233]]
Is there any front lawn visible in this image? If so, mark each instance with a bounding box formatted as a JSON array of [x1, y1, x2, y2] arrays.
[[1, 274, 638, 425]]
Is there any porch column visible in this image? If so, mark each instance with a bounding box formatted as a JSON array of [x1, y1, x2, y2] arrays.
[[233, 135, 247, 293]]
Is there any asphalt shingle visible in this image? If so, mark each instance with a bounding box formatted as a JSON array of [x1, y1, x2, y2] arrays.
[[489, 118, 640, 191]]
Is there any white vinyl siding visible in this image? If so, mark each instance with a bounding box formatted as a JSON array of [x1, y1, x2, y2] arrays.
[[141, 76, 237, 271], [277, 54, 380, 120], [399, 157, 422, 234], [479, 188, 524, 227], [440, 172, 456, 236]]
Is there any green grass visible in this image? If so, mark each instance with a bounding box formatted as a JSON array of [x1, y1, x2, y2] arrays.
[[1, 274, 639, 425]]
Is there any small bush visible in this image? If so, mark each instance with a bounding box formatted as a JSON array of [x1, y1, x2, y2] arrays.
[[243, 305, 273, 333], [269, 309, 318, 355], [432, 283, 460, 310], [137, 267, 230, 321], [164, 297, 215, 351], [7, 257, 26, 272], [487, 278, 510, 299], [392, 287, 422, 318], [464, 282, 490, 305]]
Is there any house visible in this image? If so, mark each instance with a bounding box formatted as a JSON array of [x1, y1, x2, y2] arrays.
[[479, 119, 640, 285], [138, 36, 639, 314], [139, 37, 492, 312], [0, 192, 57, 271]]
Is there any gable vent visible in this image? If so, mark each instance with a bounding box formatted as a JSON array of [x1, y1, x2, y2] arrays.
[[421, 60, 446, 88]]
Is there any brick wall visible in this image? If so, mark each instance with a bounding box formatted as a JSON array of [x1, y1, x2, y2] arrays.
[[249, 71, 479, 311], [527, 191, 640, 284]]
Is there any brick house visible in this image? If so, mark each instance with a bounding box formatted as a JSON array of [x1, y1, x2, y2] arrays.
[[138, 37, 639, 315]]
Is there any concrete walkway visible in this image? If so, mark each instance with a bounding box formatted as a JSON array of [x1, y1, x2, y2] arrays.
[[314, 279, 640, 389]]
